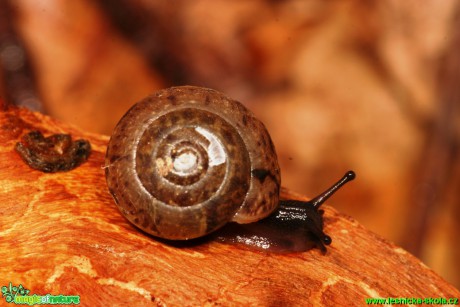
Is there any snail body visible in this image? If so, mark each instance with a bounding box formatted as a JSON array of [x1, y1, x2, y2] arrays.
[[216, 172, 355, 253], [105, 86, 355, 252]]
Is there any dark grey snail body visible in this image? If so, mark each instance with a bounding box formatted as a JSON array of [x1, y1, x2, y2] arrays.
[[216, 171, 355, 253], [105, 86, 355, 252]]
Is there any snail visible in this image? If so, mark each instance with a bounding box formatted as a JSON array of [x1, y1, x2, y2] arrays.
[[105, 86, 355, 252]]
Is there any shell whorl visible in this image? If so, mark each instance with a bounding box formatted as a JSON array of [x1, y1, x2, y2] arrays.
[[105, 86, 280, 240]]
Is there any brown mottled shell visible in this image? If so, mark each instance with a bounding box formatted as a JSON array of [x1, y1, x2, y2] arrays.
[[105, 86, 280, 240]]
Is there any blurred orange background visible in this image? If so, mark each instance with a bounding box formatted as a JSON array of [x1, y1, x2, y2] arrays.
[[1, 0, 458, 288]]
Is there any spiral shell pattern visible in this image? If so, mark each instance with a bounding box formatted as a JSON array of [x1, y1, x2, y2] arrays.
[[105, 86, 280, 239]]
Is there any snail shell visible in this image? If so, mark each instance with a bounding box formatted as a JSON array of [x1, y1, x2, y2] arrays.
[[105, 86, 281, 240]]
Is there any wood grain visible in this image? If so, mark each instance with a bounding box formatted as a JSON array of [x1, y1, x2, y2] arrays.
[[0, 104, 458, 306]]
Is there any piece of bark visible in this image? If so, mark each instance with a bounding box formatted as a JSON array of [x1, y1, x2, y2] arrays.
[[0, 104, 459, 306]]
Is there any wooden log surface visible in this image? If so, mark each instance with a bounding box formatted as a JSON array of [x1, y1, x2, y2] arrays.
[[0, 103, 459, 306]]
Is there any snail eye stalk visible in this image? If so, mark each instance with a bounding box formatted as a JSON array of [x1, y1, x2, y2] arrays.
[[311, 171, 355, 209]]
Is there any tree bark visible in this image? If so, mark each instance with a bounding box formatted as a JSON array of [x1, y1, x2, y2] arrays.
[[0, 104, 459, 306]]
